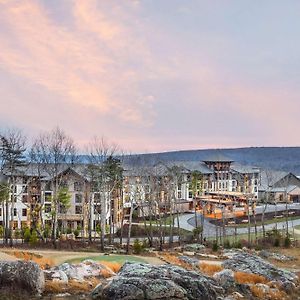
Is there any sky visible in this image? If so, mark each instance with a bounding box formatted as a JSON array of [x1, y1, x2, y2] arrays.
[[0, 0, 300, 153]]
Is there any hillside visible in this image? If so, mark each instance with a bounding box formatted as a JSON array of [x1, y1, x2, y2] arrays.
[[129, 147, 300, 175]]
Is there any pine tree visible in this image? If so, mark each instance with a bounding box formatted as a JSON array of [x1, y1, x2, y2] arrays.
[[0, 130, 27, 246]]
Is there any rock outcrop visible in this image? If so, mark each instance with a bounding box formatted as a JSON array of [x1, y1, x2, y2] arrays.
[[222, 252, 298, 284], [91, 262, 224, 300], [46, 260, 115, 282], [0, 261, 45, 295]]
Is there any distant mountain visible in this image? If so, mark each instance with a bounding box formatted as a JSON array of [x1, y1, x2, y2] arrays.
[[125, 147, 300, 175]]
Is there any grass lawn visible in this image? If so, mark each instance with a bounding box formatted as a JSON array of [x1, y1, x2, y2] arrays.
[[118, 224, 191, 238], [226, 216, 300, 229], [66, 254, 147, 265], [206, 227, 300, 244], [143, 215, 174, 226]]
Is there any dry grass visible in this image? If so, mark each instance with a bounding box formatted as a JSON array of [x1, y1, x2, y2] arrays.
[[234, 271, 268, 284], [44, 278, 101, 294], [12, 251, 54, 269], [160, 253, 193, 270], [44, 280, 66, 293], [98, 261, 121, 273], [250, 285, 265, 299], [250, 285, 287, 300], [100, 268, 114, 278], [199, 263, 223, 276]]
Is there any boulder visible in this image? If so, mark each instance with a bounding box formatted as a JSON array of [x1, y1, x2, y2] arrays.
[[213, 269, 235, 290], [223, 291, 244, 300], [53, 260, 114, 281], [222, 249, 242, 259], [44, 269, 68, 284], [258, 250, 296, 262], [183, 243, 206, 252], [178, 255, 199, 266], [0, 261, 44, 295], [222, 252, 298, 284], [91, 262, 224, 300], [56, 263, 82, 280]]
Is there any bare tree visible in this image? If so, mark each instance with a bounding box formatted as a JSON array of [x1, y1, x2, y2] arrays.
[[86, 137, 119, 251], [30, 127, 76, 248], [260, 169, 274, 238]]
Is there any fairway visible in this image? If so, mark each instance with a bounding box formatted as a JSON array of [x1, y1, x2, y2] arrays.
[[66, 254, 147, 265]]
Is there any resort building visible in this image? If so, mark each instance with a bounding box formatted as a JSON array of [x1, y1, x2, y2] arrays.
[[1, 153, 299, 232]]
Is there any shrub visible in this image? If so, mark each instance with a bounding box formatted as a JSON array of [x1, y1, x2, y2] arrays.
[[224, 239, 231, 249], [199, 263, 223, 276], [193, 226, 203, 240], [43, 225, 51, 239], [133, 238, 143, 254], [0, 225, 3, 238], [95, 224, 101, 235], [73, 229, 79, 238], [284, 235, 291, 248], [29, 229, 38, 246], [66, 227, 72, 234], [212, 240, 219, 252], [233, 240, 242, 249], [234, 271, 267, 284], [274, 238, 280, 247], [24, 228, 31, 243], [14, 228, 21, 239], [142, 239, 149, 249]]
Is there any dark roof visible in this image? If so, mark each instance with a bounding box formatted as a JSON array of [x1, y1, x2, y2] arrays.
[[202, 152, 234, 163], [163, 161, 213, 174], [231, 163, 260, 174], [259, 170, 290, 191]]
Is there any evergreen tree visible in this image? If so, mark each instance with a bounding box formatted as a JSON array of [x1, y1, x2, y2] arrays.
[[0, 129, 27, 246]]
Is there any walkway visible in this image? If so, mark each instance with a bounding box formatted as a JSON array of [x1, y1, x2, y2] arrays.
[[179, 204, 300, 237]]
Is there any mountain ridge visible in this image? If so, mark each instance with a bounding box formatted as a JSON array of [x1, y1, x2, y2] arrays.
[[125, 147, 300, 175]]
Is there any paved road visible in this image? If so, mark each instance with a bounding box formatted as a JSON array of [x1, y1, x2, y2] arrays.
[[179, 203, 300, 238]]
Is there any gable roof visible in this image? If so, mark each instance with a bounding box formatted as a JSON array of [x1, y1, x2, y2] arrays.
[[231, 163, 260, 174], [202, 152, 234, 163]]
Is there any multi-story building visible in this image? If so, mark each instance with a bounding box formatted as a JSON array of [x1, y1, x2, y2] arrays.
[[1, 153, 299, 232], [0, 165, 123, 235]]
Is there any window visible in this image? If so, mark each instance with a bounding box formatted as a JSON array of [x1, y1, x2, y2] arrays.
[[45, 182, 52, 191], [75, 193, 83, 203], [61, 181, 68, 188], [74, 182, 83, 191], [22, 195, 28, 203], [13, 208, 17, 217], [22, 209, 27, 217], [45, 204, 51, 213], [94, 193, 100, 202], [75, 206, 82, 214], [45, 192, 52, 202], [94, 205, 101, 214]]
